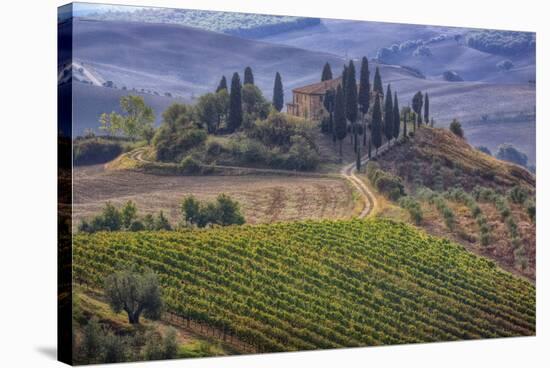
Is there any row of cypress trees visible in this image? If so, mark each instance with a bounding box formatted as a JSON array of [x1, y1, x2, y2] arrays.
[[322, 59, 431, 169], [215, 67, 284, 133]]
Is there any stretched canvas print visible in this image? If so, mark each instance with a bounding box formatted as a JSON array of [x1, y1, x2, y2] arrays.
[[58, 2, 536, 365]]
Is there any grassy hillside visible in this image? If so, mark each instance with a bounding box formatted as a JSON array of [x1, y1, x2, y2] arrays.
[[74, 218, 535, 352], [377, 127, 534, 190], [371, 127, 535, 279]]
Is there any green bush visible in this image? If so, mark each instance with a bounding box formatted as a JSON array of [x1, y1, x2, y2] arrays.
[[508, 185, 528, 204], [286, 135, 320, 170], [181, 194, 245, 228], [74, 138, 125, 166], [526, 200, 535, 222], [179, 156, 202, 174], [366, 162, 404, 200], [398, 196, 423, 224], [79, 202, 173, 233], [449, 119, 463, 138], [153, 103, 207, 162]]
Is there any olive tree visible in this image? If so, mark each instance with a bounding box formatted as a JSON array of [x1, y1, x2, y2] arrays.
[[104, 270, 162, 324]]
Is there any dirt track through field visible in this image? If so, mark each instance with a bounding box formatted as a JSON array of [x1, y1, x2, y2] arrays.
[[74, 142, 391, 227]]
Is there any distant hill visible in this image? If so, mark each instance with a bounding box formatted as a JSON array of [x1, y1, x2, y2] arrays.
[[70, 18, 535, 164], [82, 8, 320, 38], [73, 18, 344, 100]]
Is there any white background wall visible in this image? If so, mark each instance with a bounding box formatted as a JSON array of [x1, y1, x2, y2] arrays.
[[0, 0, 546, 366]]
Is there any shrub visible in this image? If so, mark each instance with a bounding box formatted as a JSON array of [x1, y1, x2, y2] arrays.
[[508, 185, 528, 204], [526, 200, 535, 222], [398, 196, 423, 224], [449, 119, 464, 138], [102, 332, 129, 363], [74, 138, 125, 166], [286, 135, 320, 170], [366, 162, 404, 200], [82, 317, 102, 364], [179, 156, 202, 174], [181, 194, 245, 228]]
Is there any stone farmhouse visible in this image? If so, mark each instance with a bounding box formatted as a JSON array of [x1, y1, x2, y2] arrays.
[[287, 77, 384, 121], [286, 77, 342, 121]]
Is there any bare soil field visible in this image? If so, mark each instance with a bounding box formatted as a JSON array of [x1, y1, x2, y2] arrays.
[[74, 165, 356, 227]]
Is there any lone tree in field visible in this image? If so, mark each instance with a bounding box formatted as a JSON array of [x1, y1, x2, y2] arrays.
[[228, 72, 243, 132], [216, 75, 227, 92], [373, 66, 383, 95], [345, 60, 359, 152], [384, 84, 394, 145], [393, 92, 400, 141], [99, 95, 155, 142], [334, 85, 347, 158], [358, 56, 371, 146], [412, 91, 423, 126], [321, 62, 333, 81], [424, 92, 430, 124], [244, 66, 254, 85], [371, 94, 383, 154], [104, 270, 162, 325], [273, 72, 284, 112]]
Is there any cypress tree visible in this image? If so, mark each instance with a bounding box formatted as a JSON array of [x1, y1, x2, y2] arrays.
[[334, 85, 347, 158], [356, 145, 362, 171], [384, 84, 394, 144], [393, 92, 400, 141], [228, 72, 242, 132], [368, 138, 372, 159], [323, 89, 336, 142], [216, 75, 227, 92], [371, 94, 382, 154], [345, 60, 359, 152], [321, 62, 333, 81], [412, 91, 423, 126], [244, 67, 254, 85], [373, 67, 383, 95], [358, 56, 371, 146], [342, 65, 349, 100], [272, 72, 284, 112], [424, 92, 430, 124], [403, 109, 408, 138]]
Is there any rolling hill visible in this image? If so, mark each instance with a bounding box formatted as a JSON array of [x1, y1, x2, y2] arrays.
[[73, 18, 344, 99], [70, 17, 535, 163]]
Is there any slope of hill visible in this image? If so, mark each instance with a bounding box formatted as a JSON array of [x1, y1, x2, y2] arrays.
[[377, 127, 535, 190], [372, 127, 535, 279], [74, 218, 535, 352], [262, 19, 447, 60]]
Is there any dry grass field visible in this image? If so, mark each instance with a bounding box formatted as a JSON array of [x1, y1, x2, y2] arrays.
[[73, 165, 357, 228]]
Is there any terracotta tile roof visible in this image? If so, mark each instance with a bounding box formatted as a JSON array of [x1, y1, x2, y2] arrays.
[[292, 77, 343, 95]]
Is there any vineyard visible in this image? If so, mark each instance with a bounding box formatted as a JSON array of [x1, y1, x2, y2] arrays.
[[73, 219, 535, 352]]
